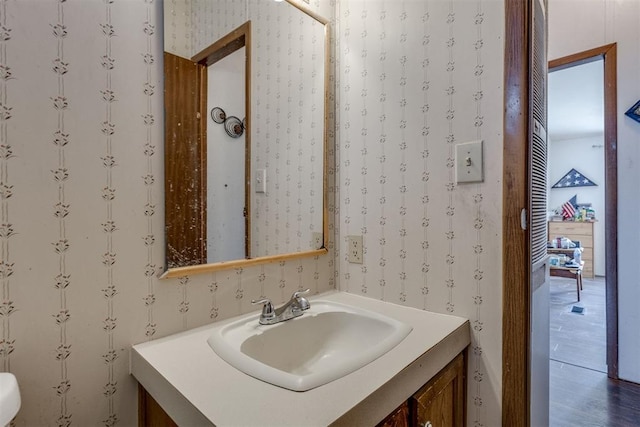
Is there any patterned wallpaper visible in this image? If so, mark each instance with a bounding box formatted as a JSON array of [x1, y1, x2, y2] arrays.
[[1, 0, 334, 425], [0, 0, 506, 425], [335, 1, 504, 425], [249, 0, 326, 257], [191, 0, 246, 53], [164, 0, 192, 58], [186, 0, 327, 258]]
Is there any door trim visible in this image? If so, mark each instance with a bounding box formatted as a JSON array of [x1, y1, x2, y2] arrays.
[[502, 1, 531, 424], [548, 43, 618, 379]]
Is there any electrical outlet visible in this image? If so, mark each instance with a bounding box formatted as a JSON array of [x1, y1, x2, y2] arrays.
[[347, 235, 363, 264], [311, 232, 323, 249]]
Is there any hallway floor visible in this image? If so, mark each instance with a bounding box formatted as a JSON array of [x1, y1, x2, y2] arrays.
[[549, 276, 640, 426], [550, 275, 606, 372]]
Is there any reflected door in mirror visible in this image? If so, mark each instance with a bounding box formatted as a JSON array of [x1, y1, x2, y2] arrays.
[[164, 52, 206, 267]]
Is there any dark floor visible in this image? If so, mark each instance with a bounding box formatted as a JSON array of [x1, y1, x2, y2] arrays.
[[549, 276, 640, 426]]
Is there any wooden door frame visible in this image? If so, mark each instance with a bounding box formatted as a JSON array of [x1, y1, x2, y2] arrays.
[[548, 44, 618, 379], [503, 1, 532, 423], [503, 1, 619, 422]]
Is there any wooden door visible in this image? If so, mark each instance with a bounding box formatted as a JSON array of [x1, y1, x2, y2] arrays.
[[164, 52, 207, 268]]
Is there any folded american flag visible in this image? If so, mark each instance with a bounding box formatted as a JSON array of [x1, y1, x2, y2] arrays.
[[562, 195, 577, 219], [552, 168, 597, 188]]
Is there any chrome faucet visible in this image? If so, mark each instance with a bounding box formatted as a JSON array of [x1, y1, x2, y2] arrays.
[[251, 289, 311, 325]]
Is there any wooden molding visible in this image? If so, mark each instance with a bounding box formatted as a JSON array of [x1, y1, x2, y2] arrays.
[[160, 248, 328, 279], [191, 21, 250, 66], [502, 0, 531, 424]]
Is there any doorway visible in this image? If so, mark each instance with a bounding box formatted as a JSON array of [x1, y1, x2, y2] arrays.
[[548, 46, 618, 379], [547, 58, 606, 374], [502, 2, 619, 420], [206, 46, 247, 263]]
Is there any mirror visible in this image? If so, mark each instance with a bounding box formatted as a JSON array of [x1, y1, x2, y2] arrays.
[[162, 0, 329, 278]]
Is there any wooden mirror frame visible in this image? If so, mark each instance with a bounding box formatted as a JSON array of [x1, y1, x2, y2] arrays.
[[162, 2, 330, 279]]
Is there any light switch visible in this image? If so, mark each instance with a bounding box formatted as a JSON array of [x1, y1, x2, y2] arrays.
[[455, 140, 483, 183], [255, 168, 266, 193]]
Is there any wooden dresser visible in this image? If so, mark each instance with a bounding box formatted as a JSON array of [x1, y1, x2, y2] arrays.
[[548, 221, 594, 278]]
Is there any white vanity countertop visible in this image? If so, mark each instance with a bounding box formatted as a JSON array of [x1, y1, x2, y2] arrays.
[[131, 291, 470, 427]]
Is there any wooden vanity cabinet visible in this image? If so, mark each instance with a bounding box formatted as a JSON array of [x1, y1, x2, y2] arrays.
[[138, 384, 178, 427], [139, 352, 466, 427], [411, 352, 466, 427], [378, 351, 466, 427], [378, 401, 411, 427]]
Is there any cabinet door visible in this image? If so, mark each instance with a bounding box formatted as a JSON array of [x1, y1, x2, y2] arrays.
[[138, 384, 178, 427], [411, 353, 465, 427], [377, 401, 410, 427]]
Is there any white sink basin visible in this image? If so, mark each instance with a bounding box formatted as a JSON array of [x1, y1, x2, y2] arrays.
[[0, 373, 20, 426], [207, 300, 412, 391]]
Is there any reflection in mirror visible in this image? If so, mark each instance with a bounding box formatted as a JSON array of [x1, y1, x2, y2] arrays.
[[162, 1, 329, 277], [206, 46, 247, 263]]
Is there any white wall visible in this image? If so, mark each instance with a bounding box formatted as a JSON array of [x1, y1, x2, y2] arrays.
[[549, 0, 640, 383], [207, 48, 246, 263], [548, 134, 606, 275], [335, 1, 505, 425]]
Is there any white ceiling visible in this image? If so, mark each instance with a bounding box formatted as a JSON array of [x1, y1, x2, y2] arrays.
[[548, 58, 604, 141]]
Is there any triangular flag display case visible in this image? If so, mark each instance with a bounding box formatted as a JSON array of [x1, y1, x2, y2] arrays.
[[551, 168, 597, 189], [625, 99, 640, 124]]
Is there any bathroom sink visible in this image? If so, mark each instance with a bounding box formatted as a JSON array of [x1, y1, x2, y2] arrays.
[[0, 373, 20, 425], [207, 300, 412, 391]]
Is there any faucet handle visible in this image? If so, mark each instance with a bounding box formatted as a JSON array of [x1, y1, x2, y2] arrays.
[[251, 297, 275, 321], [292, 289, 311, 311], [292, 289, 310, 299]]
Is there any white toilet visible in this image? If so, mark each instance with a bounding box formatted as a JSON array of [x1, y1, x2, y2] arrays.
[[0, 373, 20, 426]]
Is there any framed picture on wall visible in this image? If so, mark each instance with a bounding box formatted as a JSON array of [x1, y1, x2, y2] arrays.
[[624, 99, 640, 124]]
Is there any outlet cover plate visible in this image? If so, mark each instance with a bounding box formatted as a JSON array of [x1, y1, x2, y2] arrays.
[[312, 232, 323, 250], [347, 235, 363, 264]]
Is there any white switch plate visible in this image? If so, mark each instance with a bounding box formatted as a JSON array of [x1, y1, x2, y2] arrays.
[[347, 235, 363, 264], [455, 140, 483, 183], [255, 168, 266, 193]]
